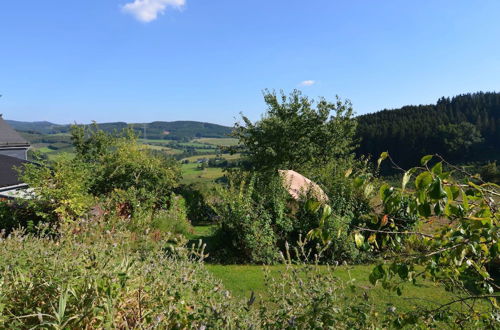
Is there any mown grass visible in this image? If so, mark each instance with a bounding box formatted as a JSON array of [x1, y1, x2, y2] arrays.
[[187, 224, 458, 314], [206, 264, 455, 313]]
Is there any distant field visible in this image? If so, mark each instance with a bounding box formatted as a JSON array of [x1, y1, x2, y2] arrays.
[[182, 153, 241, 163], [181, 163, 224, 184], [140, 144, 183, 155], [179, 142, 217, 149], [193, 138, 239, 147], [138, 138, 175, 145]]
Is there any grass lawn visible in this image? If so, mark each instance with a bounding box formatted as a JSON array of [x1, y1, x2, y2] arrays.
[[190, 225, 458, 314], [206, 264, 456, 313]]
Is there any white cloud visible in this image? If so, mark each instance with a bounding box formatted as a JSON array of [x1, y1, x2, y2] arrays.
[[299, 80, 315, 87], [122, 0, 186, 23]]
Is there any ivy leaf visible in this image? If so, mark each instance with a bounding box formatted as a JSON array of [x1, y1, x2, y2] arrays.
[[421, 155, 433, 166]]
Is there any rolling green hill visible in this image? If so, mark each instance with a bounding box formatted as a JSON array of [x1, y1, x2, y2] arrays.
[[7, 120, 232, 141]]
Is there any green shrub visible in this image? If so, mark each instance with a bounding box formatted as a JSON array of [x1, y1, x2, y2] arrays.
[[4, 126, 182, 234], [211, 168, 375, 264], [210, 176, 280, 264], [0, 221, 247, 328], [20, 158, 96, 225], [177, 183, 217, 225], [151, 195, 193, 236]]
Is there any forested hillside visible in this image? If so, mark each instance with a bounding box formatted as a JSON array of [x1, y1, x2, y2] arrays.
[[356, 92, 500, 168], [7, 120, 232, 141]]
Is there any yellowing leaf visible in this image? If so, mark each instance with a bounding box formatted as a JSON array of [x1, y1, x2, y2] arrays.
[[354, 232, 365, 248]]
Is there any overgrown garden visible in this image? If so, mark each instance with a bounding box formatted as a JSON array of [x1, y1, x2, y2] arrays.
[[0, 90, 498, 328]]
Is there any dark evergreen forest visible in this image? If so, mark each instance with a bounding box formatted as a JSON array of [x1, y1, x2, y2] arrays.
[[356, 92, 500, 169]]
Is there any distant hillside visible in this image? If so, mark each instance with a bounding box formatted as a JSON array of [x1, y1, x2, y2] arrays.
[[7, 120, 232, 141], [356, 92, 500, 169], [5, 120, 65, 135]]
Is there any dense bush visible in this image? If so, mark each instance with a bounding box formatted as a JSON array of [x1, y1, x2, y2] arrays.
[[0, 216, 410, 329], [177, 183, 217, 225], [71, 125, 181, 208], [5, 126, 182, 234], [210, 175, 282, 263], [210, 167, 374, 264], [0, 221, 246, 328]]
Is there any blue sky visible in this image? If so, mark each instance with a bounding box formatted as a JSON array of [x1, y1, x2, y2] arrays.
[[1, 0, 499, 126]]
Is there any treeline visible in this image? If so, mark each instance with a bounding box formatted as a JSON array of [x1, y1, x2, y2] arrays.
[[356, 92, 500, 169]]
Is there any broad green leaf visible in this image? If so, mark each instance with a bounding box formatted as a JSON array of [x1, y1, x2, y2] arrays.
[[415, 172, 432, 190], [434, 202, 443, 216], [431, 162, 443, 175], [418, 203, 432, 217], [379, 184, 393, 201], [377, 152, 389, 169], [397, 264, 409, 279], [420, 155, 433, 166], [369, 264, 386, 285], [305, 199, 321, 213], [321, 205, 332, 221], [364, 183, 374, 197], [429, 178, 447, 200]]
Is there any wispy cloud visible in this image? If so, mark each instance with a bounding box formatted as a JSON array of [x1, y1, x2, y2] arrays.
[[122, 0, 186, 23], [299, 80, 316, 87]]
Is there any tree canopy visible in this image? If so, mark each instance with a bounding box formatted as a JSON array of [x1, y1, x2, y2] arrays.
[[232, 90, 357, 172]]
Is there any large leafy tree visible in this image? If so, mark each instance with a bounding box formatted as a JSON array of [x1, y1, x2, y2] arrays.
[[232, 90, 357, 172]]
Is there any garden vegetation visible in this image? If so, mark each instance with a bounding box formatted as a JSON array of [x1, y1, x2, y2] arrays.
[[0, 90, 498, 328]]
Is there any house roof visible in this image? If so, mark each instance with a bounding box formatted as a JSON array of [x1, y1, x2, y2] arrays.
[[0, 154, 29, 189], [0, 116, 30, 147]]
